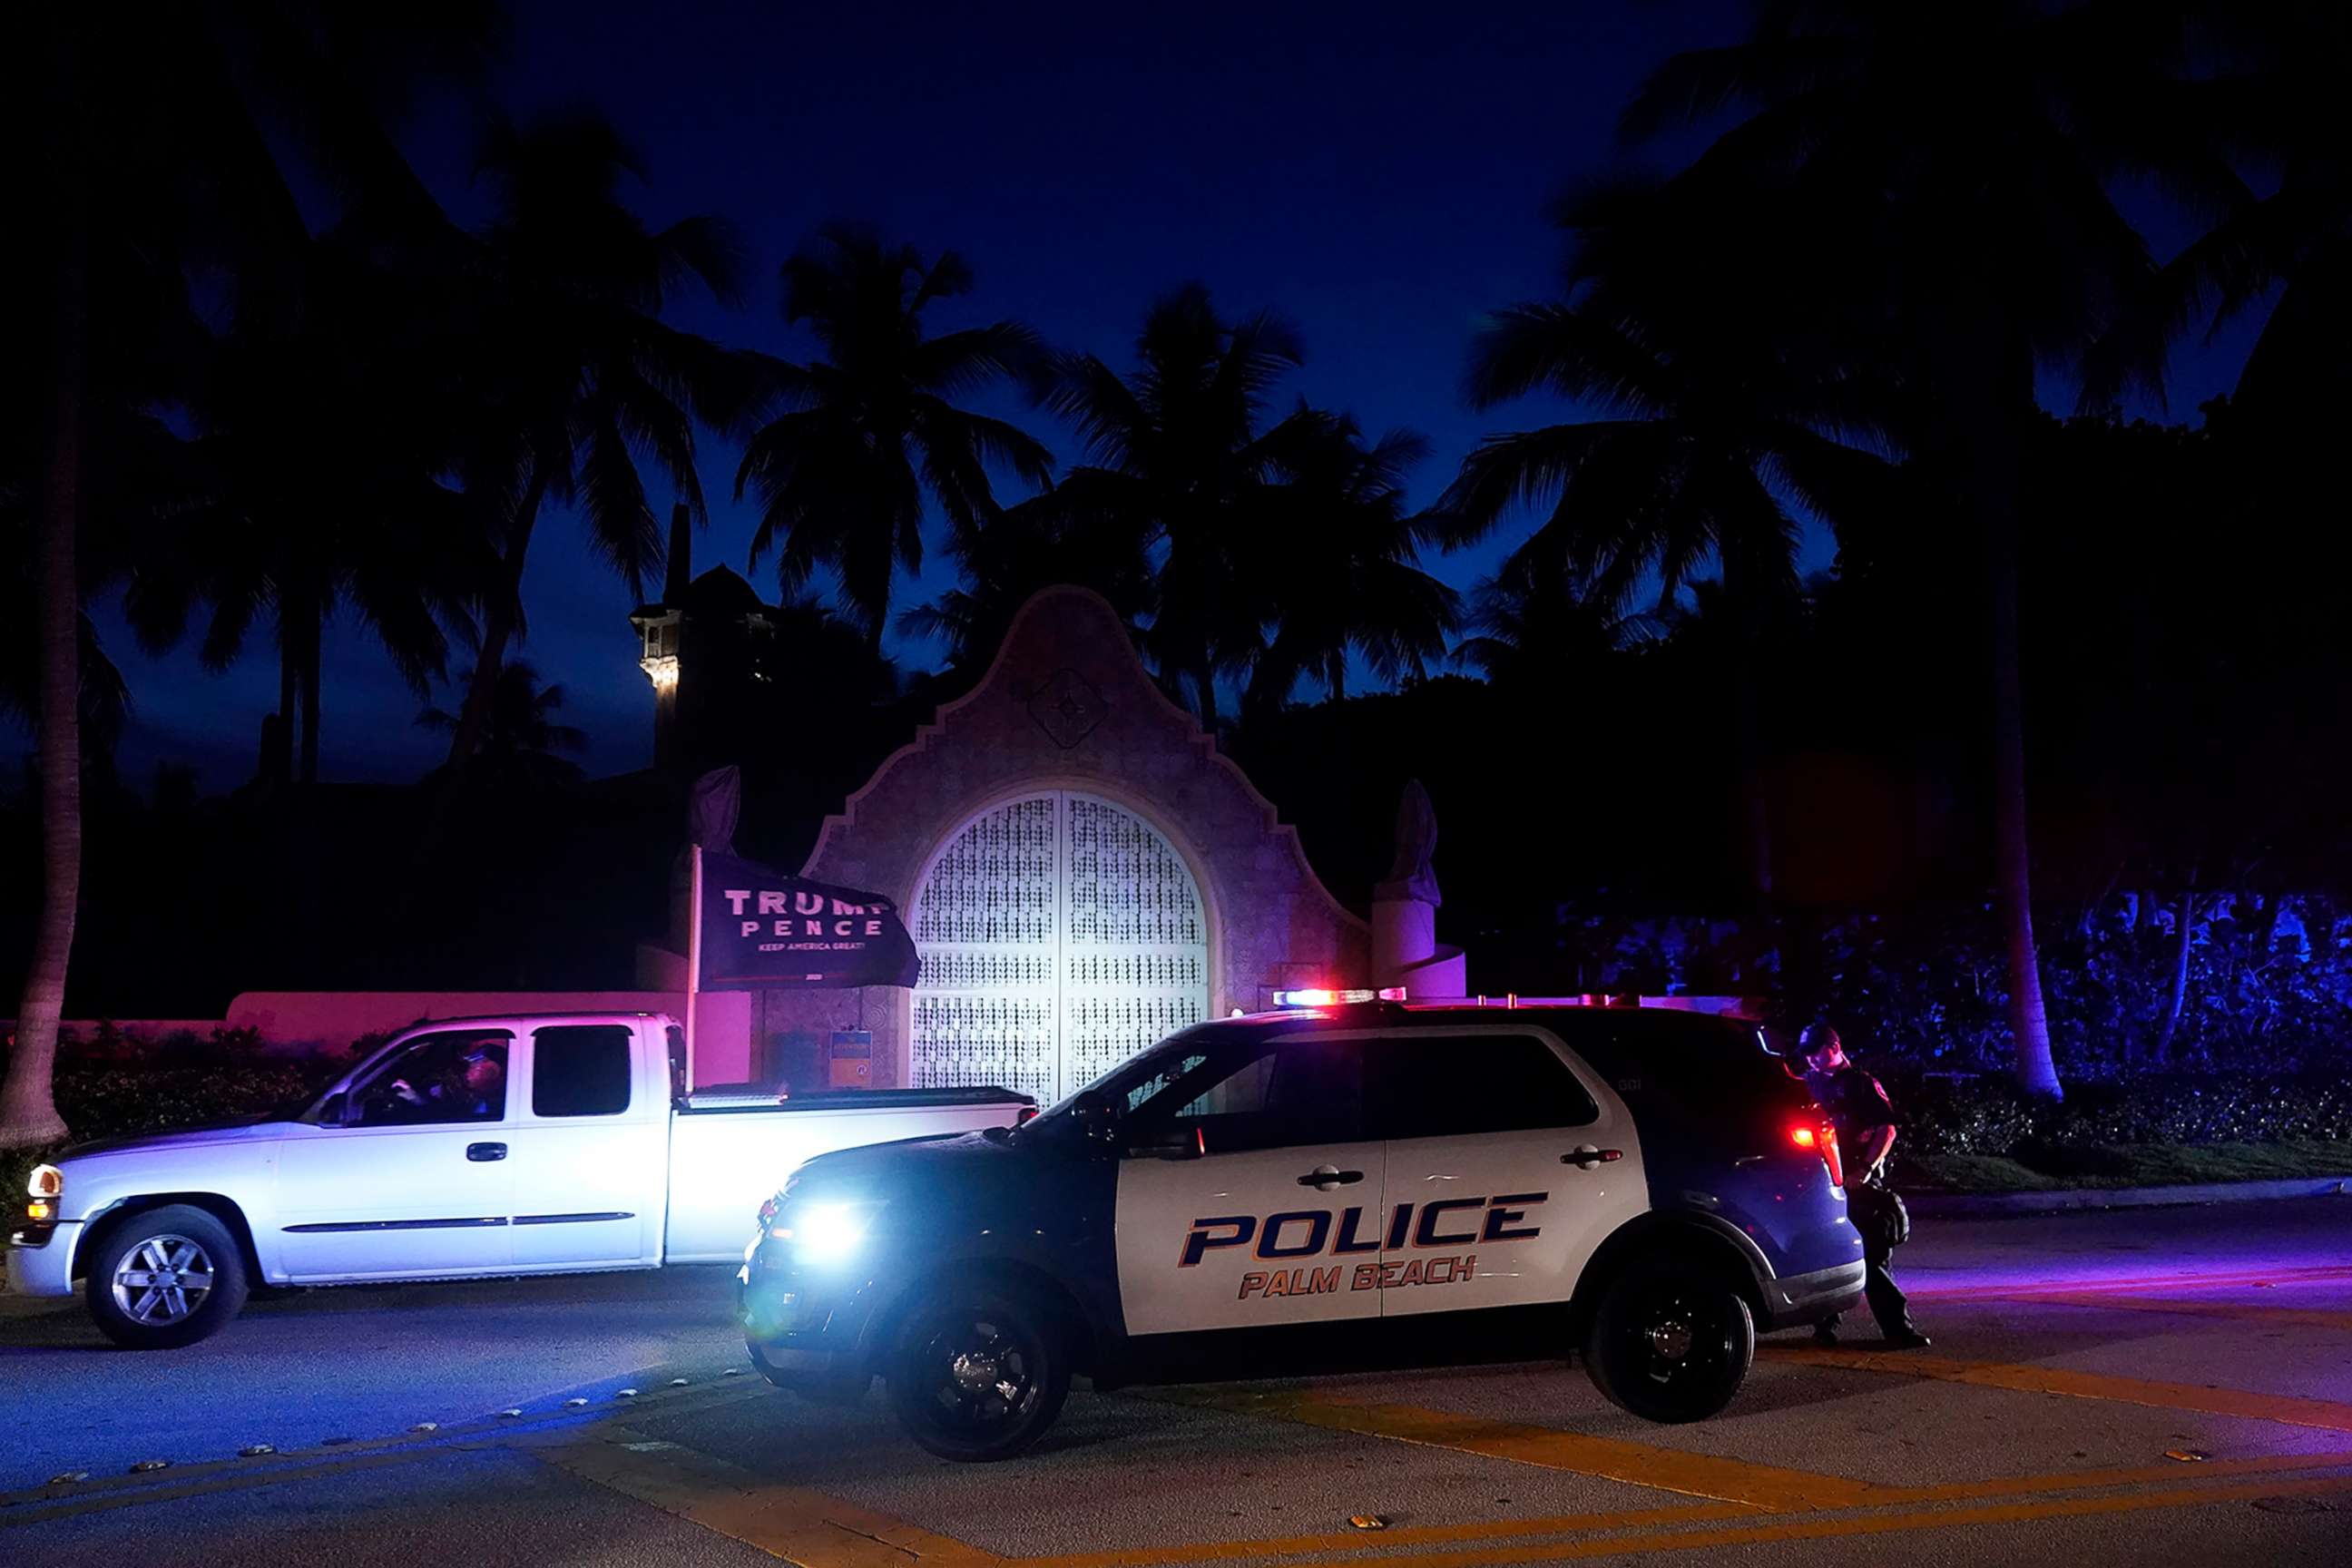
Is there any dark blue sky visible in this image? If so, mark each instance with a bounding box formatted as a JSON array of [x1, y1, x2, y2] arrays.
[[88, 0, 2264, 791]]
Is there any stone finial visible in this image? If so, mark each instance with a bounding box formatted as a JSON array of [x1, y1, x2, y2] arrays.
[[1375, 778, 1441, 906]]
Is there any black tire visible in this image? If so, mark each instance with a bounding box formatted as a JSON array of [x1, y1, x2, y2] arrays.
[[1583, 1256, 1755, 1423], [84, 1205, 250, 1349], [887, 1287, 1071, 1461]]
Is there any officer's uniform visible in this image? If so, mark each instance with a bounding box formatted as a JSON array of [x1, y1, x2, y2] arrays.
[[1804, 1062, 1921, 1341]]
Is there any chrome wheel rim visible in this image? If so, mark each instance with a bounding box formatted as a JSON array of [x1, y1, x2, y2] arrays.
[[112, 1234, 216, 1326], [1631, 1288, 1730, 1388], [917, 1315, 1037, 1430]]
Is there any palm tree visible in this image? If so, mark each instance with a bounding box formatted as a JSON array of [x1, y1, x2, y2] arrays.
[[1453, 564, 1659, 687], [1434, 174, 1895, 915], [736, 226, 1053, 649], [897, 493, 1156, 671], [1042, 284, 1315, 726], [440, 111, 767, 774], [1236, 409, 1460, 720], [419, 661, 587, 791], [124, 237, 482, 785], [2088, 5, 2350, 432], [2, 5, 494, 1152], [1623, 1, 2199, 1097]]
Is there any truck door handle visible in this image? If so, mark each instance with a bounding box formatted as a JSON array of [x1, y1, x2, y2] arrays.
[[1562, 1147, 1622, 1169], [467, 1142, 507, 1162], [1298, 1166, 1364, 1189]]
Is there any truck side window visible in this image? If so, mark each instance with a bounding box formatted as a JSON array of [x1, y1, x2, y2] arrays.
[[1375, 1034, 1599, 1139], [348, 1031, 513, 1127], [533, 1025, 634, 1118]]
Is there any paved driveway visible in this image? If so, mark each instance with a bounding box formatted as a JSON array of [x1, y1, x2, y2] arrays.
[[5, 1199, 2349, 1565]]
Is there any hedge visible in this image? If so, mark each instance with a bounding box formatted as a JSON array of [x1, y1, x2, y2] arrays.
[[1890, 1072, 2352, 1159]]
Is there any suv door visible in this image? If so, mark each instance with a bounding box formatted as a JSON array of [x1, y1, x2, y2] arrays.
[[1367, 1030, 1646, 1319], [1113, 1035, 1387, 1336], [504, 1024, 667, 1269]]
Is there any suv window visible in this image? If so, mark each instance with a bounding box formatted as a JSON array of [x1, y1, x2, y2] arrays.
[[1374, 1034, 1599, 1138], [1125, 1039, 1367, 1154], [1547, 1012, 1810, 1141], [533, 1025, 633, 1118]]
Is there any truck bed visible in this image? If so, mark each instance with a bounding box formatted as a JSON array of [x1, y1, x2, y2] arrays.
[[679, 1086, 1034, 1114]]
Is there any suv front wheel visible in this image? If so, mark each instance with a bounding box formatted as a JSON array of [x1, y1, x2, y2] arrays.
[[1583, 1256, 1754, 1423], [887, 1286, 1071, 1461]]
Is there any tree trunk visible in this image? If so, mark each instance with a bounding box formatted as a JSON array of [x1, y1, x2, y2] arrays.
[[1719, 550, 1779, 991], [2154, 887, 2196, 1067], [1936, 292, 2060, 1099], [444, 463, 547, 772], [1984, 440, 2062, 1099], [3, 21, 84, 1151], [271, 640, 298, 784], [298, 608, 322, 786]]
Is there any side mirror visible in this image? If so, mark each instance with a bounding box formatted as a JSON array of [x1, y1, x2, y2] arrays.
[[318, 1092, 349, 1126], [1067, 1089, 1121, 1145]]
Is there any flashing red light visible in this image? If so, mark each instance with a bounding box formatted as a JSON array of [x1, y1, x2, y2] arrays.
[[1271, 986, 1407, 1008], [1789, 1120, 1844, 1185]]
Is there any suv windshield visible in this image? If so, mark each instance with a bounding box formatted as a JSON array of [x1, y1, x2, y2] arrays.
[[1022, 1024, 1233, 1138]]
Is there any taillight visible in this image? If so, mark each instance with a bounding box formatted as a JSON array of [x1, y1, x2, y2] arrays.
[[1016, 1106, 1037, 1125], [1788, 1120, 1843, 1185]]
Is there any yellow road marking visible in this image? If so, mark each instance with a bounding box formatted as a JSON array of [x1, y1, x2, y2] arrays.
[[1024, 1446, 2352, 1568], [1144, 1387, 1875, 1510], [1911, 1263, 2352, 1301], [1767, 1345, 2352, 1432], [531, 1426, 1000, 1567], [1866, 1445, 2352, 1504], [1024, 1504, 1760, 1568], [1328, 1473, 2352, 1566], [2004, 1293, 2352, 1333]]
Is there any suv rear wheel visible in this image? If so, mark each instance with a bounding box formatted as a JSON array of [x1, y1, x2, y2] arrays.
[[85, 1205, 250, 1349], [1583, 1256, 1754, 1423], [887, 1286, 1071, 1461]]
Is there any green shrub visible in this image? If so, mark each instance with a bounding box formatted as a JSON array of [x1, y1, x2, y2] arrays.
[[1891, 1072, 2352, 1160]]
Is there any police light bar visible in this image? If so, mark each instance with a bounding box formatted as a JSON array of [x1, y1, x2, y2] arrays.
[[1271, 987, 1407, 1008]]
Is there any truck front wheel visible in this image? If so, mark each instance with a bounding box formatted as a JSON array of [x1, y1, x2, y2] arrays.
[[85, 1205, 250, 1349], [1583, 1256, 1754, 1423], [887, 1287, 1070, 1461]]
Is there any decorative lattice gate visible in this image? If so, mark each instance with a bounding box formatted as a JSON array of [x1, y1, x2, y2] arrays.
[[910, 792, 1210, 1102]]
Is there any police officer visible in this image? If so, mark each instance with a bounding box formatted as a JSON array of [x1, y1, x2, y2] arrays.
[[1800, 1022, 1930, 1348]]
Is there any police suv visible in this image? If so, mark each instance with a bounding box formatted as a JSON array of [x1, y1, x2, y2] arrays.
[[738, 996, 1866, 1460]]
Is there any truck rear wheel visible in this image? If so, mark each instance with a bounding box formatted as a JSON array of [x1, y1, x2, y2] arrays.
[[1583, 1257, 1753, 1423], [85, 1205, 250, 1349], [887, 1287, 1070, 1461]]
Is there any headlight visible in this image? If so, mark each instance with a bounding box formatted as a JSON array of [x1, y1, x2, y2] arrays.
[[28, 1165, 62, 1200], [772, 1198, 887, 1262]]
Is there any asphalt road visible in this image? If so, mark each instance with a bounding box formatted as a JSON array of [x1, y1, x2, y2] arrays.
[[5, 1198, 2351, 1566]]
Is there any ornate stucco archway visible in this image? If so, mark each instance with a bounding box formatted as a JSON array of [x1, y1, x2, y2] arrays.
[[907, 789, 1212, 1102], [771, 584, 1368, 1090]]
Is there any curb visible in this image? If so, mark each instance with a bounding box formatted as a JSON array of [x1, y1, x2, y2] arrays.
[[1909, 1173, 2352, 1219]]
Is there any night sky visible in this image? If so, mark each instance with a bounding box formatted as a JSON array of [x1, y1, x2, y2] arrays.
[[88, 0, 2267, 792]]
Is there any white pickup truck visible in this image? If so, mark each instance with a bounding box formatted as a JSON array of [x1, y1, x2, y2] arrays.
[[6, 1012, 1031, 1348]]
